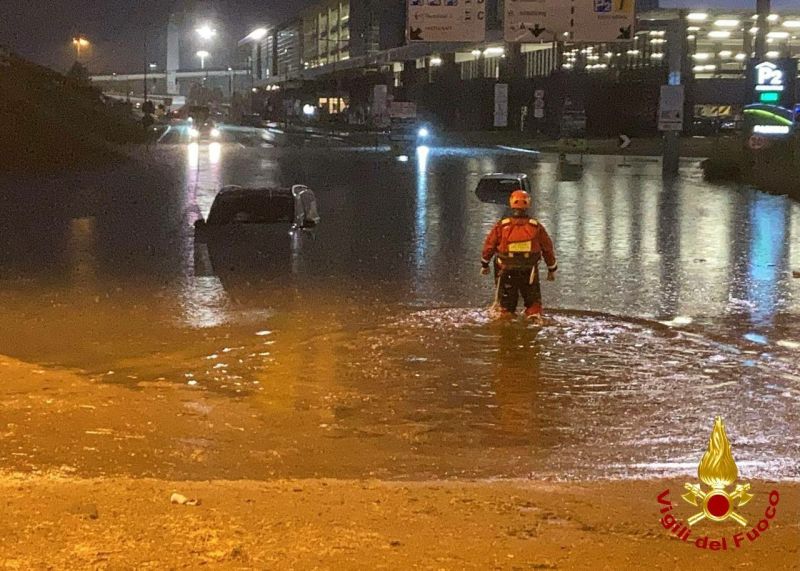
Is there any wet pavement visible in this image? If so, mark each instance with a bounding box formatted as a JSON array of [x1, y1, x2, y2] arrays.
[[0, 138, 798, 481]]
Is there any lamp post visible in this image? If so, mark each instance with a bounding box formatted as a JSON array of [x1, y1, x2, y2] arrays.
[[197, 50, 210, 70], [72, 35, 89, 61]]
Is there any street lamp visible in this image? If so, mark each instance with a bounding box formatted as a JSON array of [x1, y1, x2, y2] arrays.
[[196, 25, 217, 41], [196, 50, 210, 69], [72, 36, 90, 61]]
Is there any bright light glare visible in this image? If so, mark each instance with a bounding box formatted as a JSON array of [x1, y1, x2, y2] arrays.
[[483, 47, 505, 56], [209, 142, 222, 164], [714, 19, 740, 27], [187, 142, 199, 167], [189, 128, 199, 138], [708, 31, 730, 39], [196, 25, 217, 40], [302, 104, 316, 116], [211, 128, 221, 138], [196, 50, 210, 59], [429, 56, 443, 66], [783, 20, 800, 28], [767, 31, 789, 39], [687, 13, 708, 21], [397, 155, 409, 162], [753, 125, 790, 135], [246, 28, 267, 41], [417, 127, 430, 138]]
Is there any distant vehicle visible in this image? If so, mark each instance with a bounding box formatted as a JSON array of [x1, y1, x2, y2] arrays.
[[475, 173, 531, 205], [194, 185, 320, 238], [187, 105, 210, 123], [690, 116, 740, 136], [188, 119, 221, 141], [389, 119, 434, 146]]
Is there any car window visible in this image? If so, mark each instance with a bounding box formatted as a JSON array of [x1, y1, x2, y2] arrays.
[[208, 193, 295, 225], [476, 179, 522, 193]]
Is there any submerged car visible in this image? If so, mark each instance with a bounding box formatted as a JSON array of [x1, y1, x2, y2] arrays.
[[193, 185, 321, 282], [475, 173, 531, 204], [195, 185, 319, 236]]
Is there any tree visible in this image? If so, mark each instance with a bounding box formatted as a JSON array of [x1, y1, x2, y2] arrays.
[[66, 61, 89, 84]]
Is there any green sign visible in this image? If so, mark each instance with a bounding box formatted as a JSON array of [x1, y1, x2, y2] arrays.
[[759, 91, 780, 104]]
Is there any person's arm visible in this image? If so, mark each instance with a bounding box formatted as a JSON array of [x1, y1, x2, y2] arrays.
[[481, 223, 501, 274], [538, 224, 558, 280]]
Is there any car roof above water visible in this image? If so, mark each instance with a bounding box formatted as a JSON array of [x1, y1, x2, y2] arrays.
[[480, 172, 528, 180], [214, 186, 293, 199]]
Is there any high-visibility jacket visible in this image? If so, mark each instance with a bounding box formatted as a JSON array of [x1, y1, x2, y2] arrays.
[[481, 214, 557, 271]]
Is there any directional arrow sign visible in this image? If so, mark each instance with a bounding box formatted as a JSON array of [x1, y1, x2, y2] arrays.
[[618, 134, 631, 149]]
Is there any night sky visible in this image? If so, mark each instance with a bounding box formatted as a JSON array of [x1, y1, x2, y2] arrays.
[[0, 0, 314, 73], [0, 0, 796, 73]]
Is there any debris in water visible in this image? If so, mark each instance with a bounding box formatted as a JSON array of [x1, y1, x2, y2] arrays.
[[170, 493, 201, 506]]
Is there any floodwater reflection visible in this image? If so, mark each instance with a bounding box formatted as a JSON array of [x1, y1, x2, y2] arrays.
[[0, 147, 798, 481]]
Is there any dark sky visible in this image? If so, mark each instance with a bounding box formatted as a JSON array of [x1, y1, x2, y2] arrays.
[[0, 0, 313, 73], [0, 0, 796, 73]]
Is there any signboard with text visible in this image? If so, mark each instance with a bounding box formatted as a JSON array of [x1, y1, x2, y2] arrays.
[[572, 0, 635, 42], [748, 59, 797, 109], [407, 0, 486, 42], [504, 0, 570, 42], [494, 83, 509, 127], [389, 101, 418, 119], [658, 85, 685, 132], [504, 0, 634, 43]]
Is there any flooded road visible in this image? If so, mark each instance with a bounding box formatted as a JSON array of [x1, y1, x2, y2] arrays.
[[0, 141, 799, 481]]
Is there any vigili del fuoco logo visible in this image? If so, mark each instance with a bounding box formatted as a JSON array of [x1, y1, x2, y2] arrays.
[[655, 417, 781, 551]]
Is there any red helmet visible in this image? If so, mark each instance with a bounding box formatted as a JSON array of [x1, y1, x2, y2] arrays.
[[509, 190, 531, 209]]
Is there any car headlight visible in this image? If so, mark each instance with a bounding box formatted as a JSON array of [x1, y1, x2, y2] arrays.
[[188, 128, 199, 138], [417, 127, 430, 138], [211, 128, 221, 138]]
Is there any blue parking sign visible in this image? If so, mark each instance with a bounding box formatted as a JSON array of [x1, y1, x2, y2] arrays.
[[594, 0, 612, 13]]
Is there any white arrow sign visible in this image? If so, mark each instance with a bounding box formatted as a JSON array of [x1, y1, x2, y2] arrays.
[[618, 134, 631, 149]]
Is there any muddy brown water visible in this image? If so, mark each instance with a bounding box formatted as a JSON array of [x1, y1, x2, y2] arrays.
[[1, 143, 798, 481]]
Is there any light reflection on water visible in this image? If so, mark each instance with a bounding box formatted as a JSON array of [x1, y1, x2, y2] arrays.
[[0, 145, 799, 480]]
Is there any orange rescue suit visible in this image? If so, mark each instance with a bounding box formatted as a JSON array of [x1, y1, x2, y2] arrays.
[[482, 215, 557, 271]]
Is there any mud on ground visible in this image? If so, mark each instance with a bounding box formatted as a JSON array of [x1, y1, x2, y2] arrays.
[[1, 356, 797, 569]]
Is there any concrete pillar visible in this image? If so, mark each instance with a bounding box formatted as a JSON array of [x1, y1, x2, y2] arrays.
[[166, 13, 181, 95], [754, 0, 770, 60], [662, 15, 687, 178]]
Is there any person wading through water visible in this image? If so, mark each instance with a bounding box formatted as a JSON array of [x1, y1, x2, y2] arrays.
[[480, 190, 558, 321]]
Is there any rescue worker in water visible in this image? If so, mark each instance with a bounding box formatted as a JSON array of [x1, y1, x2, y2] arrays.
[[481, 190, 557, 319]]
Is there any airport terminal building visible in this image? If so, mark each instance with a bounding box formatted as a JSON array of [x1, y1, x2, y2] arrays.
[[240, 1, 800, 135]]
